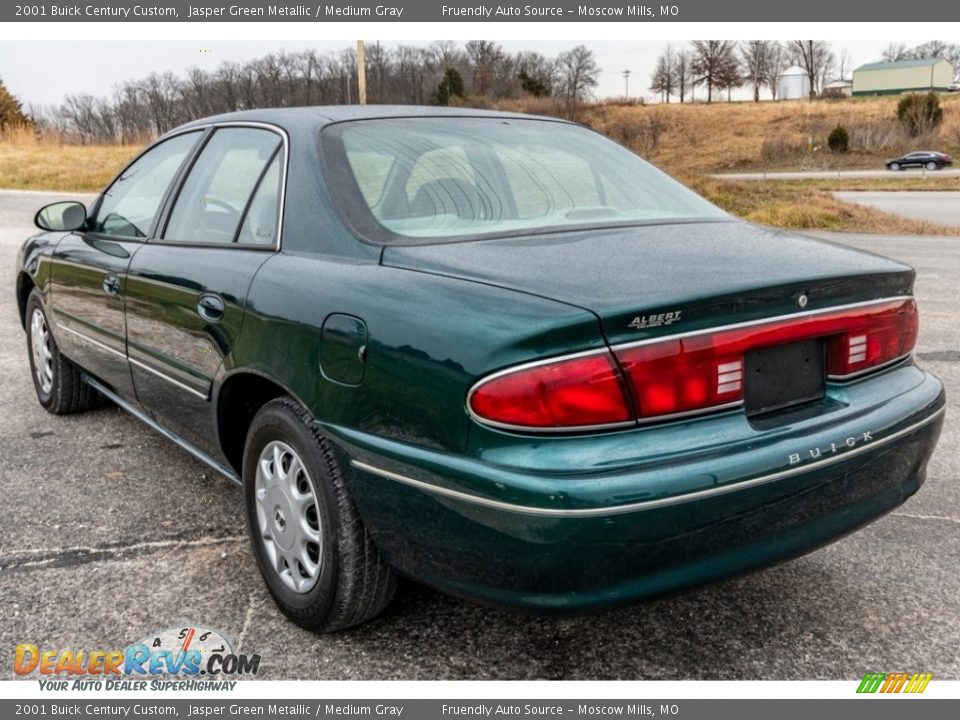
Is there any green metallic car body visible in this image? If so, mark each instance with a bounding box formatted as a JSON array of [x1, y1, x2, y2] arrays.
[[16, 107, 945, 628]]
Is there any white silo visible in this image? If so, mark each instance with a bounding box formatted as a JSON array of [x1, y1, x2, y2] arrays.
[[778, 66, 812, 99]]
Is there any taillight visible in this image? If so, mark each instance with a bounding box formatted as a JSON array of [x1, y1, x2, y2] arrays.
[[469, 298, 917, 431], [616, 298, 917, 420], [826, 299, 918, 377], [615, 338, 744, 419], [468, 353, 633, 429]]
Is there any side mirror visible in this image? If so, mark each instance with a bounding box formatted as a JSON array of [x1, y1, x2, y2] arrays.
[[35, 201, 87, 232]]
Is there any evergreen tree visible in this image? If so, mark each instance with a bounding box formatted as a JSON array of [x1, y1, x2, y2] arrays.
[[0, 77, 30, 131]]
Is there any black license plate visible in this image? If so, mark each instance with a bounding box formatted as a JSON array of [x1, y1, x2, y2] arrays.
[[744, 339, 825, 416]]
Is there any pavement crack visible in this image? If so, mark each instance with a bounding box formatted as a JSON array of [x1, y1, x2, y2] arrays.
[[891, 511, 960, 525], [235, 591, 258, 655], [0, 534, 246, 574], [916, 350, 960, 362]]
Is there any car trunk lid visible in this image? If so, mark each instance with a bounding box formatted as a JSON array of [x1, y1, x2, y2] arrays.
[[381, 220, 915, 347]]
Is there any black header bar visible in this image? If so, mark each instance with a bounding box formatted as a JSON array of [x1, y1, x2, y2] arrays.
[[4, 1, 958, 22]]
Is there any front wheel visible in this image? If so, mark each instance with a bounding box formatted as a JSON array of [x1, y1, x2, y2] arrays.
[[25, 290, 98, 414], [889, 162, 900, 171], [242, 397, 395, 632]]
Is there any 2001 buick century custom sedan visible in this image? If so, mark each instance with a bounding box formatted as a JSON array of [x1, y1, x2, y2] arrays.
[[16, 107, 945, 631]]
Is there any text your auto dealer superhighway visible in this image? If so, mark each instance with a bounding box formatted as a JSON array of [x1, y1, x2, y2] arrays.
[[50, 5, 180, 16]]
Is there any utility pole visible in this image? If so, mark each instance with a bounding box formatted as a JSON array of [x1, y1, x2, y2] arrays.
[[356, 40, 367, 105], [622, 68, 632, 98]]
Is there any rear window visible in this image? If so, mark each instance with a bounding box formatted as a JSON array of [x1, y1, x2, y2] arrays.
[[321, 117, 728, 244]]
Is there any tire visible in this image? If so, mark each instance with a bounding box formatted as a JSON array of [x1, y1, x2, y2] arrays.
[[889, 163, 900, 171], [242, 396, 395, 632], [926, 162, 937, 170], [25, 290, 98, 415]]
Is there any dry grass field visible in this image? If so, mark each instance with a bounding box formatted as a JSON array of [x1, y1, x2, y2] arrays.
[[578, 94, 960, 175], [686, 175, 960, 235], [0, 126, 139, 192], [3, 94, 960, 234]]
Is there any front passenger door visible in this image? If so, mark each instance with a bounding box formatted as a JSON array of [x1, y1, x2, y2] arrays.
[[47, 131, 201, 400], [124, 126, 284, 458]]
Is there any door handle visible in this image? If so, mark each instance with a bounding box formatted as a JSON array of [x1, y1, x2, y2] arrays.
[[102, 274, 121, 296], [196, 293, 225, 321]]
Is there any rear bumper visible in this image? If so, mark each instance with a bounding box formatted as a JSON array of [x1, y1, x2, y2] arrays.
[[329, 364, 945, 610]]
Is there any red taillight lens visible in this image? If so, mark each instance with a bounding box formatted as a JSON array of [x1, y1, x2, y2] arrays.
[[468, 353, 632, 429], [616, 298, 917, 420], [615, 338, 744, 419], [826, 299, 918, 377], [469, 299, 917, 431]]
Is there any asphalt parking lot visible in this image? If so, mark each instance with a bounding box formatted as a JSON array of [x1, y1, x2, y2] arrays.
[[834, 191, 960, 228], [1, 190, 958, 680]]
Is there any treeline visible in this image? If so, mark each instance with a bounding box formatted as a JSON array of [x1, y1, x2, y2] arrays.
[[650, 40, 960, 104], [649, 41, 841, 103], [28, 41, 601, 144]]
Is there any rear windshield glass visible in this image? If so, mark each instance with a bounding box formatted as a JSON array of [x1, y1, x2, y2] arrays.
[[321, 117, 728, 243]]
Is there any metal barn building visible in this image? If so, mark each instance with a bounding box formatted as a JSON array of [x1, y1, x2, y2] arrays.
[[852, 58, 954, 96], [778, 66, 811, 99]]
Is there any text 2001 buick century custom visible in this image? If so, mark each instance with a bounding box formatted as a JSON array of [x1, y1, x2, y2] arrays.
[[16, 107, 945, 631]]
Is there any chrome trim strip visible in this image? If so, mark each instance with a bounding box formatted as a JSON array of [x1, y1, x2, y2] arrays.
[[611, 297, 912, 352], [54, 322, 126, 361], [129, 356, 209, 401], [351, 404, 944, 518], [466, 296, 915, 434], [634, 400, 744, 426], [827, 353, 913, 381], [81, 375, 240, 485]]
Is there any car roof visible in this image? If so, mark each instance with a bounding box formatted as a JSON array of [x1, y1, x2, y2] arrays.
[[174, 105, 570, 133]]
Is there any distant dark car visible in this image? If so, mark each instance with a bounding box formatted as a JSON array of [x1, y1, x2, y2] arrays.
[[16, 107, 945, 632], [886, 151, 953, 171]]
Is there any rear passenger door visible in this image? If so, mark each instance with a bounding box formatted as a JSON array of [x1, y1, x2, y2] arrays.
[[124, 125, 285, 457]]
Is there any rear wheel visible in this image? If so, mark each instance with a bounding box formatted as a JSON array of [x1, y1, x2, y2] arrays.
[[25, 291, 98, 414], [242, 397, 395, 632], [926, 161, 937, 170]]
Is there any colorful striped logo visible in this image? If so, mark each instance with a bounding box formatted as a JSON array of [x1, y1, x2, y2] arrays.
[[857, 672, 933, 694]]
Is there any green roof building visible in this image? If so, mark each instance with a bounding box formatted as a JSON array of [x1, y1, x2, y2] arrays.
[[852, 58, 954, 96]]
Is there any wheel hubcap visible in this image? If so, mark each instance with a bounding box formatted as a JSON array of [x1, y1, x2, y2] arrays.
[[254, 441, 322, 593], [30, 309, 54, 395]]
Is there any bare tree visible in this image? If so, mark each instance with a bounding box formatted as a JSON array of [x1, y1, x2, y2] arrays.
[[674, 51, 691, 103], [910, 41, 960, 69], [690, 40, 738, 103], [649, 50, 674, 103], [740, 41, 776, 102], [556, 45, 600, 108], [465, 40, 502, 96], [836, 47, 852, 81], [717, 50, 743, 101], [790, 41, 835, 97], [764, 42, 786, 99], [881, 43, 911, 62]]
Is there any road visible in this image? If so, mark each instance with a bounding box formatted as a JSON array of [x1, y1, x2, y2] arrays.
[[712, 168, 960, 180], [1, 190, 959, 680], [834, 191, 960, 228]]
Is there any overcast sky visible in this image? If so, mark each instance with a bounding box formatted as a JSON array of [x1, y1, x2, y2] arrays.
[[0, 40, 893, 108]]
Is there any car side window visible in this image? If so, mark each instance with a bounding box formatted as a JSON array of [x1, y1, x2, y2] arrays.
[[90, 131, 201, 239], [164, 127, 282, 245], [235, 151, 282, 246]]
